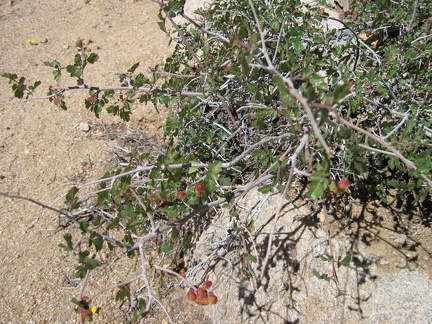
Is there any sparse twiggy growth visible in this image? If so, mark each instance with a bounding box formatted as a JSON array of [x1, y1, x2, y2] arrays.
[[1, 0, 431, 321]]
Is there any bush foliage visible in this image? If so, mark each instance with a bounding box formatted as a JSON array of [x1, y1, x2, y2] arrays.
[[2, 0, 431, 321]]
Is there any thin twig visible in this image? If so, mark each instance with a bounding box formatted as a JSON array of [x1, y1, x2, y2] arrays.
[[128, 174, 275, 252], [337, 116, 416, 170], [87, 275, 142, 302], [131, 189, 156, 231], [259, 129, 309, 280], [138, 243, 155, 313], [0, 192, 79, 225], [0, 84, 204, 106], [153, 265, 195, 289], [321, 202, 342, 291], [163, 8, 238, 128], [408, 0, 419, 33], [61, 270, 90, 324]]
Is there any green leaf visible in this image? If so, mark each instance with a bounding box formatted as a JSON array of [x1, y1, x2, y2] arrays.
[[134, 73, 149, 87], [338, 254, 352, 268], [66, 65, 80, 77], [115, 286, 131, 303], [90, 232, 103, 252], [13, 83, 25, 99], [85, 258, 100, 270], [66, 186, 79, 202], [203, 44, 210, 56], [157, 20, 167, 33], [79, 221, 90, 234], [75, 265, 87, 279], [52, 70, 61, 82], [132, 299, 146, 321], [309, 74, 328, 91], [312, 269, 331, 281], [62, 233, 73, 251], [208, 161, 223, 175], [29, 80, 41, 91], [158, 242, 173, 254], [245, 254, 257, 263], [258, 185, 274, 194], [71, 297, 80, 306], [273, 76, 290, 103], [2, 72, 18, 82], [128, 62, 140, 73], [43, 60, 61, 68], [307, 180, 324, 200], [333, 83, 350, 102], [87, 53, 99, 64]]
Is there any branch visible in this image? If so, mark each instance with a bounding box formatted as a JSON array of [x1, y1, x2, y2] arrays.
[[407, 0, 419, 33], [162, 7, 239, 128], [259, 128, 309, 280], [337, 116, 416, 170], [128, 174, 275, 252], [0, 192, 79, 225], [138, 243, 156, 313], [337, 116, 432, 188], [0, 84, 204, 106], [77, 133, 291, 191]]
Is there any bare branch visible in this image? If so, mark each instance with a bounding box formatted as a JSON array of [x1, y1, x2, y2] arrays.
[[0, 192, 79, 225]]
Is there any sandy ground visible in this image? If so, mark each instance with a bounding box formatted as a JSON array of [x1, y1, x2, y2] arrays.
[[0, 1, 431, 323], [0, 1, 170, 322]]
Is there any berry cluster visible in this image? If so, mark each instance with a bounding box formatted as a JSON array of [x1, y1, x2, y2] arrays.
[[187, 281, 218, 306]]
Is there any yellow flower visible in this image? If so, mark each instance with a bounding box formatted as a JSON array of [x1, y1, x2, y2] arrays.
[[26, 39, 37, 45], [91, 305, 97, 314]]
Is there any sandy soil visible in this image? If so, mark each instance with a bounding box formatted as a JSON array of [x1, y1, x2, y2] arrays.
[[0, 1, 170, 322], [0, 1, 431, 323]]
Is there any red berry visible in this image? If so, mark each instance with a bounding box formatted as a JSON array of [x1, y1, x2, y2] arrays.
[[333, 179, 351, 195], [176, 191, 187, 199], [202, 280, 212, 290], [338, 179, 351, 189], [196, 296, 209, 306], [207, 293, 218, 305], [195, 183, 204, 198], [53, 97, 60, 105], [88, 95, 96, 103], [187, 289, 197, 301], [196, 287, 207, 299], [81, 309, 93, 318]]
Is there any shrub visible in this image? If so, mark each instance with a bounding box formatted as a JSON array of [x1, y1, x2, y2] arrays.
[[2, 0, 431, 321]]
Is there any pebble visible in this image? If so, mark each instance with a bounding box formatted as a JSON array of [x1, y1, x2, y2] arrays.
[[78, 122, 91, 132], [393, 233, 407, 248]]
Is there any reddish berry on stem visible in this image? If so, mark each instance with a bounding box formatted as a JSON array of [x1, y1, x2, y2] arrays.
[[202, 280, 212, 290], [196, 287, 207, 299], [195, 183, 204, 198], [187, 289, 197, 301], [207, 292, 218, 305], [176, 191, 187, 199], [333, 179, 351, 195]]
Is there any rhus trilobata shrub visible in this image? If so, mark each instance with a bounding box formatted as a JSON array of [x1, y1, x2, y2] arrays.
[[2, 0, 431, 320]]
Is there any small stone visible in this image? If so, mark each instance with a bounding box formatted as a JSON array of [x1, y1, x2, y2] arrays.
[[78, 122, 91, 132], [393, 233, 407, 248]]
